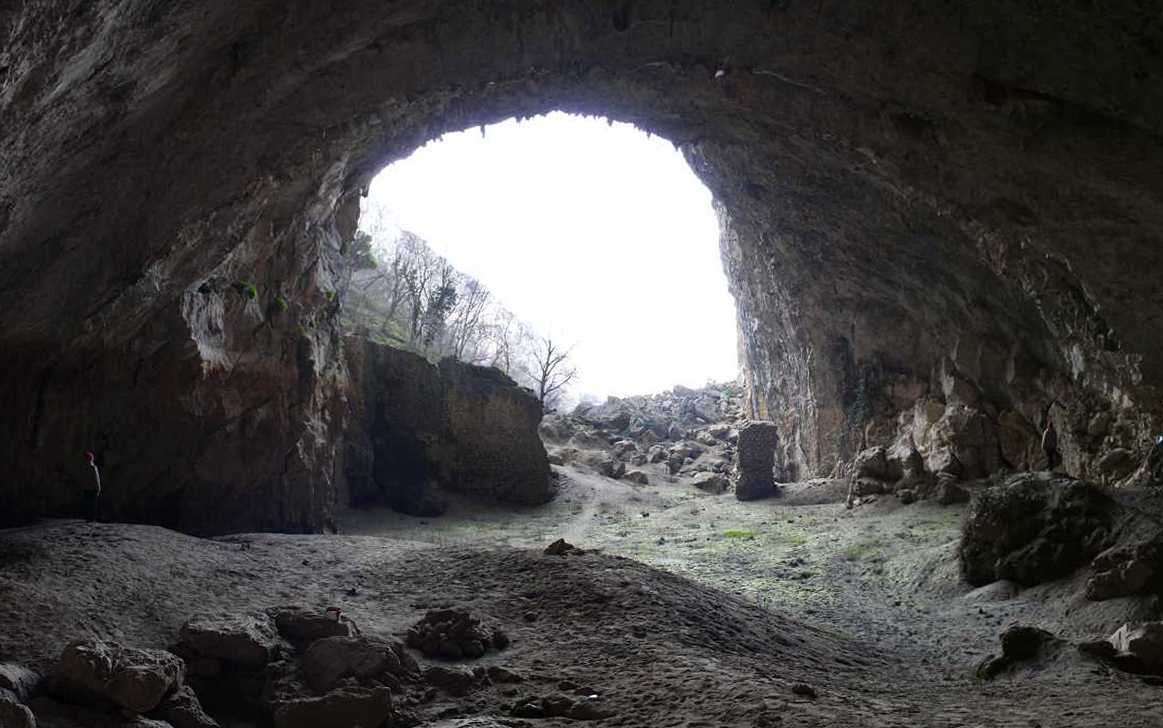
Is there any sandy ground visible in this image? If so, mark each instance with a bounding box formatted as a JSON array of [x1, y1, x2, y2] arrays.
[[3, 463, 1163, 726]]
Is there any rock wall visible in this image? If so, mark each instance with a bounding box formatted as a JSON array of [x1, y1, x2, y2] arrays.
[[1, 1, 1160, 529], [344, 338, 551, 515]]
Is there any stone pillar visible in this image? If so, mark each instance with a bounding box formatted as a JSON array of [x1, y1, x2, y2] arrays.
[[735, 421, 780, 501]]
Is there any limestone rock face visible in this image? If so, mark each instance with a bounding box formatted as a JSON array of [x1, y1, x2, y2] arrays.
[[1, 1, 1161, 529], [345, 339, 550, 515]]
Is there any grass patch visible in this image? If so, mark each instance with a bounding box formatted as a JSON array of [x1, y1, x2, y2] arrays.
[[722, 528, 755, 539]]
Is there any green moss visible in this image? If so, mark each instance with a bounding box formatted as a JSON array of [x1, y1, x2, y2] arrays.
[[274, 294, 288, 311], [237, 280, 258, 300], [324, 290, 336, 302]]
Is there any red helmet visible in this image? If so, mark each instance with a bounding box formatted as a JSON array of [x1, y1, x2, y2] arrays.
[[84, 451, 95, 462]]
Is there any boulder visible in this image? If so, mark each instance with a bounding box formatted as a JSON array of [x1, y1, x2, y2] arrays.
[[666, 423, 687, 441], [647, 445, 668, 464], [695, 431, 718, 447], [586, 399, 635, 431], [581, 452, 625, 479], [272, 685, 392, 728], [54, 640, 185, 715], [925, 407, 1000, 479], [543, 539, 578, 556], [0, 695, 35, 728], [0, 664, 40, 703], [152, 685, 219, 728], [735, 422, 780, 501], [302, 636, 413, 693], [935, 479, 970, 505], [406, 609, 505, 661], [958, 474, 1116, 587], [179, 613, 280, 667], [1107, 622, 1163, 672], [976, 625, 1060, 679], [853, 446, 899, 482], [623, 470, 649, 485], [1095, 448, 1138, 480], [708, 423, 730, 440], [424, 665, 477, 696], [691, 473, 728, 494], [666, 452, 686, 475], [611, 440, 638, 459], [1085, 541, 1163, 601], [850, 477, 888, 497], [273, 607, 354, 646]]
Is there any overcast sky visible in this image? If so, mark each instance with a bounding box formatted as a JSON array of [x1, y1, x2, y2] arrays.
[[363, 111, 739, 400]]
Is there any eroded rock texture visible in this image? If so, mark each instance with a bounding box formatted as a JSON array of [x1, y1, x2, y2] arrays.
[[1, 1, 1160, 528], [345, 339, 551, 515]]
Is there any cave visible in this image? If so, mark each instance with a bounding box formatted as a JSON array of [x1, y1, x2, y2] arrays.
[[2, 3, 1163, 725], [4, 1, 1158, 533]]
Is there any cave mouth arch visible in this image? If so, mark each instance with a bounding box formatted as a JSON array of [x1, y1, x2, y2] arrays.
[[1, 1, 1159, 533], [350, 111, 740, 405]]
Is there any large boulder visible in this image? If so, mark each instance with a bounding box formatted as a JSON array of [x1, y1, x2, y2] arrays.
[[153, 685, 220, 728], [691, 473, 728, 494], [0, 696, 35, 728], [1085, 541, 1163, 601], [623, 470, 649, 485], [734, 422, 780, 501], [977, 625, 1061, 679], [959, 474, 1117, 587], [273, 607, 354, 647], [54, 640, 185, 715], [1108, 622, 1163, 672], [179, 613, 280, 667], [405, 609, 506, 661], [574, 398, 638, 432], [0, 664, 40, 704], [272, 685, 392, 728], [301, 637, 415, 693], [853, 446, 900, 482]]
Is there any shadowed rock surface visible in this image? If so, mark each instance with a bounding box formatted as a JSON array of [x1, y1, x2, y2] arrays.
[[345, 338, 551, 516]]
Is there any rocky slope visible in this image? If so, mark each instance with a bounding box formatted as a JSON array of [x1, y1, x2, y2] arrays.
[[1, 1, 1161, 530], [540, 383, 748, 492]]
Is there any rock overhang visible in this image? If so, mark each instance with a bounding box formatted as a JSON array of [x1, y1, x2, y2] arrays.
[[1, 0, 1161, 529]]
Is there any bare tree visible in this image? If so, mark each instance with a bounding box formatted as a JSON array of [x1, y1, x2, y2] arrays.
[[525, 336, 578, 410], [447, 278, 492, 360]]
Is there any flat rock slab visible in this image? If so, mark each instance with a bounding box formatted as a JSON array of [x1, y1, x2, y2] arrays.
[[179, 613, 279, 667]]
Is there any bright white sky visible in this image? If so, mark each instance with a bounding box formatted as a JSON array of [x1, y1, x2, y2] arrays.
[[363, 111, 739, 400]]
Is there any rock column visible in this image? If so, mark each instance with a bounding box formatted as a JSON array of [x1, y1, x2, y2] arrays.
[[734, 422, 780, 501]]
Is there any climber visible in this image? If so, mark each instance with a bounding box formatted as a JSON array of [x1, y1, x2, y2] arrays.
[[1041, 420, 1059, 473], [82, 451, 101, 522]]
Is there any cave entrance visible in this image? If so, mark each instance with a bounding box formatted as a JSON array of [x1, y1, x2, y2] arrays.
[[346, 111, 739, 410]]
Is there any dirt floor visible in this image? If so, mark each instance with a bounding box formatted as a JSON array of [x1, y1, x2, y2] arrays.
[[3, 462, 1163, 726]]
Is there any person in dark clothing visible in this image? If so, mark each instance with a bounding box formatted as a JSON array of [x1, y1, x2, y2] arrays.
[[1041, 420, 1059, 472], [82, 451, 101, 522]]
